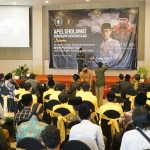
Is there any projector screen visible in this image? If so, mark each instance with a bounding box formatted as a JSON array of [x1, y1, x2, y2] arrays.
[[0, 6, 30, 47]]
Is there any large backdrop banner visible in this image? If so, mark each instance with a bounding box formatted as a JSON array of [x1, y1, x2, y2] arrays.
[[49, 8, 138, 70]]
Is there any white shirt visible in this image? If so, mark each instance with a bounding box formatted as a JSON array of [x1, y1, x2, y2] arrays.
[[120, 128, 150, 150], [69, 120, 105, 150], [100, 38, 122, 66]]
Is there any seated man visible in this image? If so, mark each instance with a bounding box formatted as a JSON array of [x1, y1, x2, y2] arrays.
[[112, 92, 147, 150], [53, 92, 74, 113], [50, 83, 66, 101], [16, 103, 47, 142], [43, 80, 55, 102], [132, 74, 143, 91], [14, 94, 33, 125], [80, 82, 98, 111], [14, 81, 26, 114], [41, 125, 61, 150], [119, 74, 133, 99], [69, 104, 105, 150], [67, 74, 80, 100], [111, 73, 124, 89], [120, 106, 150, 150], [19, 82, 37, 104], [66, 96, 82, 123], [76, 82, 86, 97], [26, 73, 43, 103], [99, 91, 123, 119]]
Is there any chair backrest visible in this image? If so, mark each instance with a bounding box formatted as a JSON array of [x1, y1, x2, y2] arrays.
[[67, 120, 80, 129], [63, 140, 91, 150], [31, 88, 36, 95], [101, 110, 120, 136], [16, 137, 46, 150], [47, 100, 61, 111], [83, 100, 95, 112], [126, 89, 138, 96], [44, 94, 51, 100], [17, 119, 29, 126], [54, 107, 71, 116], [111, 87, 120, 94], [15, 94, 20, 99], [17, 100, 24, 112], [115, 96, 124, 104], [103, 110, 120, 119]]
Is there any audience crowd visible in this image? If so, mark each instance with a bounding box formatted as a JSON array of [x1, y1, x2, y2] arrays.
[[0, 62, 150, 150]]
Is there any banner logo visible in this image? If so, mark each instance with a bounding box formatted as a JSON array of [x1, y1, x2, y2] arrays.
[[54, 17, 63, 26]]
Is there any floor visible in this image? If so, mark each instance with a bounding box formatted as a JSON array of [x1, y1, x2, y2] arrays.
[[4, 98, 108, 149]]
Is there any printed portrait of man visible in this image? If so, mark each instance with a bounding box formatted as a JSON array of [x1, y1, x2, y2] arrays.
[[100, 23, 122, 66]]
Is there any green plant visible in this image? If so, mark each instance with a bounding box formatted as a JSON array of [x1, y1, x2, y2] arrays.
[[12, 64, 29, 76], [137, 66, 148, 79]]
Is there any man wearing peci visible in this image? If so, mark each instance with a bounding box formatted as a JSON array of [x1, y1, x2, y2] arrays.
[[76, 48, 85, 73], [100, 23, 122, 67]]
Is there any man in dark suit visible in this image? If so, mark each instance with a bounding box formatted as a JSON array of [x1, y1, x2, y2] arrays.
[[26, 74, 43, 103], [43, 74, 58, 92], [119, 74, 133, 99]]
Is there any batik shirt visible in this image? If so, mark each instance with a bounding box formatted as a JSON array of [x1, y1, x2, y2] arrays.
[[16, 116, 47, 142]]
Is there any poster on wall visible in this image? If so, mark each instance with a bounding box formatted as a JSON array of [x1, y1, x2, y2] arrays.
[[49, 8, 138, 70]]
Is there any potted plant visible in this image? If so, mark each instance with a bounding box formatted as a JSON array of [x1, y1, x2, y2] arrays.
[[137, 66, 148, 82], [12, 64, 29, 79]]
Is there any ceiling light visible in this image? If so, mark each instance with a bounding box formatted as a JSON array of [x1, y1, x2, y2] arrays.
[[13, 2, 16, 4], [86, 0, 89, 1], [45, 1, 49, 3]]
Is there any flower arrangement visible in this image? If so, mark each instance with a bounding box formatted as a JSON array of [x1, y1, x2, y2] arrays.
[[12, 64, 29, 76]]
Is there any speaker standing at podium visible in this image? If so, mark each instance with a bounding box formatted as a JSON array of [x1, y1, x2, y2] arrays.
[[76, 48, 85, 73]]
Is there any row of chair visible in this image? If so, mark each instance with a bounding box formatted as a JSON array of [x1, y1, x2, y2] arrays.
[[16, 137, 91, 150]]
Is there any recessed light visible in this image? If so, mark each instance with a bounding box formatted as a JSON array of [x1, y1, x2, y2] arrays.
[[45, 0, 49, 3], [13, 2, 16, 5], [86, 0, 89, 1]]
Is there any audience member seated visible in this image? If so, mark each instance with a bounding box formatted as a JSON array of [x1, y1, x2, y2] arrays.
[[43, 79, 55, 102], [44, 74, 54, 92], [79, 82, 98, 111], [26, 73, 43, 103], [53, 92, 74, 113], [16, 103, 47, 142], [50, 83, 66, 101], [120, 106, 150, 150], [111, 73, 124, 89], [14, 81, 26, 114], [112, 92, 147, 150], [67, 74, 80, 101], [14, 94, 33, 126], [76, 82, 86, 97], [66, 97, 82, 123], [41, 125, 61, 150], [99, 91, 123, 119], [132, 74, 143, 91], [119, 74, 133, 99], [19, 82, 37, 104], [14, 81, 25, 97], [69, 104, 105, 150]]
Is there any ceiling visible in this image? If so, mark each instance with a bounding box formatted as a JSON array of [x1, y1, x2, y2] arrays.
[[0, 0, 149, 6]]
